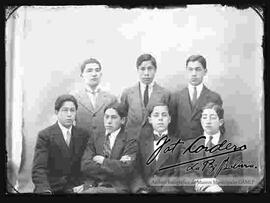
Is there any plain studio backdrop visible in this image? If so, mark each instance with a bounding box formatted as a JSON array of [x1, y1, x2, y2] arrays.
[[6, 5, 264, 192]]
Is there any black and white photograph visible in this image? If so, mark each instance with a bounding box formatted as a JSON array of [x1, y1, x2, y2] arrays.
[[5, 5, 265, 194]]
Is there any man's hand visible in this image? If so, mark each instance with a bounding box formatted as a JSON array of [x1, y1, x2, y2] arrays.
[[93, 155, 105, 164], [194, 178, 217, 192], [120, 155, 132, 162], [204, 184, 223, 192], [73, 184, 84, 193]]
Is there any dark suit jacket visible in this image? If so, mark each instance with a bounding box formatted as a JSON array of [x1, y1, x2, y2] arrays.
[[71, 88, 117, 139], [130, 124, 181, 193], [81, 127, 138, 192], [178, 134, 243, 193], [32, 122, 89, 193], [120, 82, 170, 139], [169, 85, 222, 140]]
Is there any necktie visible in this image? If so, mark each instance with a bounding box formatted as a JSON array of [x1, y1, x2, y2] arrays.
[[66, 130, 71, 147], [103, 133, 111, 158], [86, 88, 99, 109], [153, 133, 161, 141], [206, 135, 214, 150], [91, 91, 97, 109], [204, 135, 214, 176], [191, 86, 197, 108], [143, 85, 149, 107]]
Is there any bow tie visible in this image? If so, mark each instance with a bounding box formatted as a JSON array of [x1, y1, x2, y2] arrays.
[[153, 133, 167, 141]]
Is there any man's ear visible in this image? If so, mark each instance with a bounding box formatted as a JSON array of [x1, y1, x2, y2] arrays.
[[148, 117, 152, 125], [219, 119, 224, 127], [121, 117, 126, 125], [168, 115, 171, 124], [55, 110, 58, 115], [200, 118, 203, 127]]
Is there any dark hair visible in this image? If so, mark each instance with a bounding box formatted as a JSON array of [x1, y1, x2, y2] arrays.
[[55, 94, 78, 111], [186, 55, 207, 70], [147, 102, 170, 117], [136, 54, 157, 69], [201, 102, 225, 134], [80, 58, 102, 74], [104, 102, 127, 118]]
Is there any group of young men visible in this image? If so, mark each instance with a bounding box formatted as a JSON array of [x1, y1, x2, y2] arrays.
[[32, 54, 243, 194]]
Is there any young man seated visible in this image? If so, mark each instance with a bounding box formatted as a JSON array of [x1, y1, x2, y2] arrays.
[[179, 102, 244, 193], [32, 94, 89, 194], [80, 102, 138, 193], [130, 102, 182, 193]]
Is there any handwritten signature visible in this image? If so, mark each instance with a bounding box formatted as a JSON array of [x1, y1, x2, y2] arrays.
[[145, 135, 254, 174], [186, 156, 257, 177]]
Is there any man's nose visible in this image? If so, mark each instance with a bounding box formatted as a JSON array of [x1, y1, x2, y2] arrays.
[[191, 69, 197, 75], [143, 69, 150, 75], [106, 117, 112, 123], [67, 110, 72, 116]]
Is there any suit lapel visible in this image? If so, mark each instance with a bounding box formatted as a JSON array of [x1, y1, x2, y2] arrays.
[[141, 83, 162, 125], [182, 87, 193, 118], [147, 83, 159, 109], [70, 126, 81, 156], [110, 128, 126, 159], [131, 83, 144, 116], [77, 89, 95, 113], [143, 134, 156, 175], [94, 91, 106, 114], [191, 85, 209, 119], [146, 83, 162, 108], [155, 142, 170, 172], [189, 136, 205, 160], [52, 122, 71, 157], [136, 83, 144, 108], [213, 134, 228, 163], [95, 133, 105, 154]]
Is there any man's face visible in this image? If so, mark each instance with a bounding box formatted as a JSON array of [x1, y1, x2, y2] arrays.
[[186, 61, 207, 86], [81, 63, 102, 88], [56, 101, 76, 128], [137, 60, 156, 85], [148, 105, 171, 134], [201, 108, 223, 135], [104, 108, 125, 134]]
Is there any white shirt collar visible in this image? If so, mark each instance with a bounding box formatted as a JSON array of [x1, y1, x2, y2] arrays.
[[188, 82, 204, 99], [139, 81, 155, 90], [105, 127, 121, 149], [139, 81, 155, 102], [58, 121, 72, 139], [106, 127, 121, 137], [153, 129, 168, 138], [204, 131, 221, 146], [85, 85, 101, 94]]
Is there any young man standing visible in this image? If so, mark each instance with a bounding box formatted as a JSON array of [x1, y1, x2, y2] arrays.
[[32, 94, 89, 194], [71, 58, 117, 139], [169, 55, 223, 141], [121, 54, 170, 140]]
